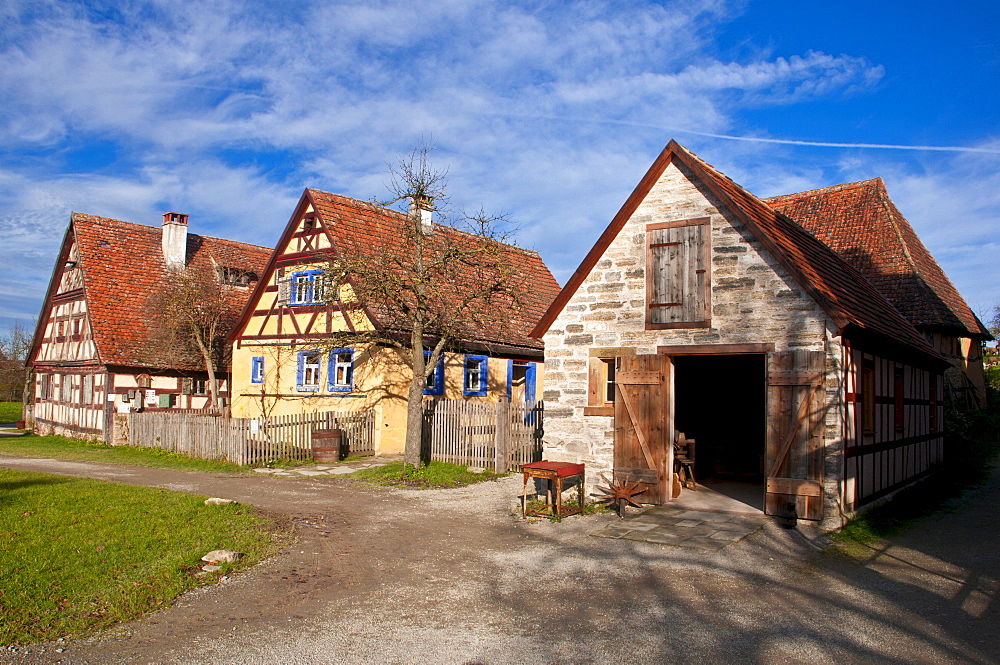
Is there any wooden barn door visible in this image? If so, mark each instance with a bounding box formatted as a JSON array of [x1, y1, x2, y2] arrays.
[[765, 350, 825, 521], [614, 354, 672, 504]]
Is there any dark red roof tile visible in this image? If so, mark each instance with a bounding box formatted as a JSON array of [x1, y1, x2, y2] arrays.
[[71, 213, 271, 368], [765, 179, 990, 339]]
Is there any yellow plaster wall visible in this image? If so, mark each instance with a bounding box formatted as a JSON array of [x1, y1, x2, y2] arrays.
[[231, 344, 543, 454]]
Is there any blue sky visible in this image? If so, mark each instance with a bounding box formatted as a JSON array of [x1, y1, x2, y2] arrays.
[[1, 0, 998, 332]]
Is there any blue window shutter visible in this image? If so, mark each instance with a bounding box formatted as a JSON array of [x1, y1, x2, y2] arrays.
[[506, 359, 514, 399], [525, 362, 536, 404], [296, 351, 305, 389], [251, 356, 264, 384], [423, 351, 444, 396]]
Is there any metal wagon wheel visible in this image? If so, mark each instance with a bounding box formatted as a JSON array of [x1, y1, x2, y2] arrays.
[[594, 473, 648, 518]]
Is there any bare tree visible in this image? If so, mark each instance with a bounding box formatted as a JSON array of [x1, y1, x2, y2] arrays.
[[0, 321, 34, 409], [146, 263, 240, 412], [322, 146, 526, 467]]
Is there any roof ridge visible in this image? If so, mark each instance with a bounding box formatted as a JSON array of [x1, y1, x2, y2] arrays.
[[71, 211, 271, 252], [307, 187, 540, 257], [764, 177, 882, 202]]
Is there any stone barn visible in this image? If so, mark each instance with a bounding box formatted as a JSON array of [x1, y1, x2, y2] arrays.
[[531, 141, 950, 530]]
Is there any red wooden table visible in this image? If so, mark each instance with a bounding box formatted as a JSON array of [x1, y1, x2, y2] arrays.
[[520, 461, 585, 519]]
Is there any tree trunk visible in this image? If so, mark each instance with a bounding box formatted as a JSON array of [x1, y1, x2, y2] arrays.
[[194, 333, 219, 413], [403, 328, 426, 468]]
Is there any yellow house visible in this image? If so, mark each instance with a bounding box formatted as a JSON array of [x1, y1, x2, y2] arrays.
[[227, 189, 560, 454]]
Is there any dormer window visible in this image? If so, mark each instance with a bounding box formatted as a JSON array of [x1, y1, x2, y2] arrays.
[[219, 266, 258, 287]]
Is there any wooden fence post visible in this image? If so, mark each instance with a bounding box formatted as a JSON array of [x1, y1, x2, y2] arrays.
[[494, 397, 510, 473]]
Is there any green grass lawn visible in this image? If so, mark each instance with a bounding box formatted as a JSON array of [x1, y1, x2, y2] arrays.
[[0, 401, 23, 424], [346, 460, 503, 488], [0, 434, 253, 474], [0, 468, 289, 645]]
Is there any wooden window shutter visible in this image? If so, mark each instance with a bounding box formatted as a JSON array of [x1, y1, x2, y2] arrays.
[[181, 377, 193, 395], [276, 275, 291, 305], [646, 218, 710, 330]]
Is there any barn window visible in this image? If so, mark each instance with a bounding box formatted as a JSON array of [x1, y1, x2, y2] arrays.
[[423, 351, 445, 396], [463, 355, 488, 397], [251, 356, 265, 384], [645, 218, 711, 330], [290, 270, 325, 306], [296, 350, 322, 392], [328, 349, 354, 392], [585, 357, 617, 416]]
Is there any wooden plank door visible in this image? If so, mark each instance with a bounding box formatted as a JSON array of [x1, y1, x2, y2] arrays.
[[614, 354, 672, 504], [765, 350, 825, 521]]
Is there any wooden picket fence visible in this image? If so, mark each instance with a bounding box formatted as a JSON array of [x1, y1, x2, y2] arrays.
[[422, 399, 543, 472], [127, 410, 375, 465]]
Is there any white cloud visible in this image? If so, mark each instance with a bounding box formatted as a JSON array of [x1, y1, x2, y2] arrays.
[[2, 0, 989, 330]]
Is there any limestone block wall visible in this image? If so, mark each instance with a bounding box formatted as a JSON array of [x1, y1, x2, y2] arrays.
[[542, 161, 844, 517]]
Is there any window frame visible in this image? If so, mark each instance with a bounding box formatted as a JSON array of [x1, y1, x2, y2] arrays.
[[423, 351, 445, 396], [585, 357, 617, 416], [296, 350, 322, 392], [463, 355, 488, 397], [251, 356, 265, 384], [645, 217, 711, 330], [328, 348, 355, 392], [289, 269, 325, 306]]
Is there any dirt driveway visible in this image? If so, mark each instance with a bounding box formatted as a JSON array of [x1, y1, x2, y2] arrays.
[[1, 454, 997, 665]]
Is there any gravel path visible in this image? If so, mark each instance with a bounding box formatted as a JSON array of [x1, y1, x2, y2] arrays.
[[1, 454, 997, 665]]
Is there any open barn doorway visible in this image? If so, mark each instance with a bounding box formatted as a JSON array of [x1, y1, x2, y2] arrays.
[[671, 353, 766, 513]]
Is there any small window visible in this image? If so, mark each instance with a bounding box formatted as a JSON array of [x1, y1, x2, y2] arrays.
[[328, 348, 354, 392], [290, 270, 325, 306], [251, 356, 265, 384], [302, 216, 316, 232], [861, 358, 875, 434], [585, 357, 617, 416], [193, 378, 208, 395], [220, 266, 258, 287], [894, 365, 904, 433], [463, 355, 488, 397], [423, 351, 445, 396], [296, 350, 322, 392], [82, 374, 94, 405]]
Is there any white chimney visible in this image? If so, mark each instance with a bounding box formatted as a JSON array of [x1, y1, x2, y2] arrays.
[[409, 194, 433, 234], [162, 212, 189, 270]]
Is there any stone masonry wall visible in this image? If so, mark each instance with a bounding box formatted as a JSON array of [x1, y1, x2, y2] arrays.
[[543, 160, 846, 526]]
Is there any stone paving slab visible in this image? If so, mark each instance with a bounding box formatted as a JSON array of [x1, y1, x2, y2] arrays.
[[591, 505, 767, 551]]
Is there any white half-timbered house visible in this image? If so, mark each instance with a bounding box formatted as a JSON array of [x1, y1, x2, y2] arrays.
[[27, 212, 270, 442]]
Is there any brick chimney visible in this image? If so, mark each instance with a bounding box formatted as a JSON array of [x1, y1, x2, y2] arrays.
[[409, 194, 433, 234], [161, 212, 189, 270]]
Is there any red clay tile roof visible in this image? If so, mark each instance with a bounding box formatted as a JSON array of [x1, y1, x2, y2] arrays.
[[765, 179, 991, 339], [69, 213, 271, 369], [532, 140, 942, 364], [308, 189, 560, 352], [230, 189, 559, 353]]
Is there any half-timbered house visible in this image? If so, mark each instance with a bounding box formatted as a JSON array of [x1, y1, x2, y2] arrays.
[[766, 179, 992, 409], [27, 212, 270, 441], [532, 141, 951, 530], [228, 189, 559, 454]]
